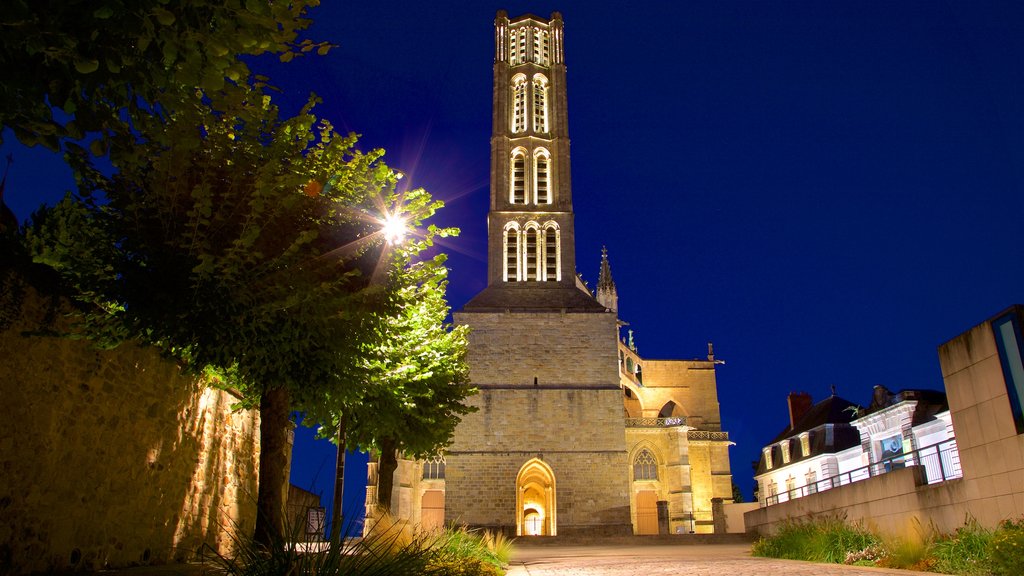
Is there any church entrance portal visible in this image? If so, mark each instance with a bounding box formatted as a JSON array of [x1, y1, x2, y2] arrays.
[[516, 459, 556, 536]]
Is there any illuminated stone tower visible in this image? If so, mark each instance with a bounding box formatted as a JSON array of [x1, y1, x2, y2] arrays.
[[445, 10, 633, 537]]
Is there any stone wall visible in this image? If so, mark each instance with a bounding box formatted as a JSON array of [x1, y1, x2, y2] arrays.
[[446, 309, 632, 535], [0, 278, 259, 573], [457, 310, 619, 387]]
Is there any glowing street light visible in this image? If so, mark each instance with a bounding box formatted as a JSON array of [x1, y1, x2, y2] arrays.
[[382, 213, 408, 246]]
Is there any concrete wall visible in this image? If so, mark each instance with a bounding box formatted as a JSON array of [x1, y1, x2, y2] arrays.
[[722, 503, 759, 534], [0, 278, 260, 573], [938, 312, 1024, 525]]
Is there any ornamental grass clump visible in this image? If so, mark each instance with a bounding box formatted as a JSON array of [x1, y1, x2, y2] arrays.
[[205, 510, 513, 576], [925, 519, 992, 576]]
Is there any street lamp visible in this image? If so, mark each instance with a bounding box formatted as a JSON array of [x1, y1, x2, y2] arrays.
[[330, 193, 410, 544]]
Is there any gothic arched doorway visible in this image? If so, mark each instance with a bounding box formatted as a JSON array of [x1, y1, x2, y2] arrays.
[[516, 458, 556, 536]]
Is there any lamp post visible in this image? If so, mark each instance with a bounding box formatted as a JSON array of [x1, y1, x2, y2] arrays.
[[329, 187, 409, 544]]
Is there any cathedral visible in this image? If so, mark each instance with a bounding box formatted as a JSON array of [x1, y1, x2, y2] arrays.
[[368, 10, 734, 536]]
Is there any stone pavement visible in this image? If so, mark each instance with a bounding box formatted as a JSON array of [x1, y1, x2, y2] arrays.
[[505, 543, 948, 576]]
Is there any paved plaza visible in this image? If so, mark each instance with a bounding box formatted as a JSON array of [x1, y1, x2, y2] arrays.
[[506, 543, 945, 576]]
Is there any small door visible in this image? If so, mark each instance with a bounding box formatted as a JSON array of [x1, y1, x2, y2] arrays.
[[636, 490, 659, 535], [421, 490, 445, 530]]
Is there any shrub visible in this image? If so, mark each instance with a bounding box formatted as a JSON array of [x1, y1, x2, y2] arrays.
[[751, 516, 880, 564], [988, 518, 1024, 576]]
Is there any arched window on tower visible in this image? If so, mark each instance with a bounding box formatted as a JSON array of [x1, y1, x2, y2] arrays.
[[523, 225, 539, 281], [504, 223, 520, 282], [532, 75, 548, 133], [533, 28, 550, 66], [542, 222, 560, 281], [510, 149, 526, 204], [633, 449, 658, 481], [534, 148, 550, 204], [511, 76, 527, 134], [509, 28, 526, 65]]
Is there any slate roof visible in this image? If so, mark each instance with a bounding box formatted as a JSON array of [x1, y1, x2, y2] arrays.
[[460, 282, 608, 313], [755, 395, 863, 477]]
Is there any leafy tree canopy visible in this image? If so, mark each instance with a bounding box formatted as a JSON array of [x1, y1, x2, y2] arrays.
[[0, 0, 329, 151]]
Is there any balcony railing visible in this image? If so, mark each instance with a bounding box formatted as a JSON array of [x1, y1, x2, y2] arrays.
[[762, 439, 961, 507], [626, 417, 687, 428], [687, 430, 729, 442]]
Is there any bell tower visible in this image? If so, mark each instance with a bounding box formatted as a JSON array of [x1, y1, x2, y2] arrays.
[[447, 11, 633, 537], [488, 11, 576, 287]]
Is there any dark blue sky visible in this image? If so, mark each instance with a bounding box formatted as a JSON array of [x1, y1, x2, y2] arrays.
[[4, 1, 1023, 511]]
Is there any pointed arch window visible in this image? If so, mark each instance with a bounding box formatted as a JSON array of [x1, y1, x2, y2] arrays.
[[509, 28, 527, 66], [523, 225, 539, 281], [532, 75, 548, 133], [633, 449, 658, 481], [534, 148, 550, 204], [504, 223, 520, 282], [510, 149, 526, 204], [542, 222, 560, 281], [511, 76, 527, 134], [533, 28, 550, 66], [422, 456, 446, 480]]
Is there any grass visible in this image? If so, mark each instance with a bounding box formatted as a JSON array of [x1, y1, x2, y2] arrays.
[[203, 509, 514, 576], [753, 515, 1024, 576]]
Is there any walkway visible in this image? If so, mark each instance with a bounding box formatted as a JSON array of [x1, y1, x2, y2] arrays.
[[506, 543, 946, 576]]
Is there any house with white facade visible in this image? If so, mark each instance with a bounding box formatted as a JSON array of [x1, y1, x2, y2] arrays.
[[755, 387, 959, 506]]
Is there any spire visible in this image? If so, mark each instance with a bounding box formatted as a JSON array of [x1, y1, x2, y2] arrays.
[[595, 246, 618, 313], [597, 246, 615, 292]]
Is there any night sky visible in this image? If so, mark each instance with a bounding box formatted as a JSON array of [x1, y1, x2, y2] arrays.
[[4, 1, 1023, 525]]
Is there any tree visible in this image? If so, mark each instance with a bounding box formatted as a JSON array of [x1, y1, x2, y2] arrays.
[[24, 86, 456, 546], [0, 0, 329, 152], [302, 246, 473, 513]]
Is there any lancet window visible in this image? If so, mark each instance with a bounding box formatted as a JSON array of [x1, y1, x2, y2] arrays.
[[509, 28, 527, 65], [543, 223, 559, 281], [532, 75, 548, 133], [510, 149, 526, 204], [534, 148, 550, 204], [512, 76, 527, 134], [533, 28, 550, 66], [504, 224, 519, 281], [524, 225, 539, 281]]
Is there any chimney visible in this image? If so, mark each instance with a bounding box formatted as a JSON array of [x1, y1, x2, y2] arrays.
[[787, 392, 813, 430]]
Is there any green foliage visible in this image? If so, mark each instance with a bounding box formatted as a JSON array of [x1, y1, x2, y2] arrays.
[[0, 0, 331, 150], [751, 516, 881, 564], [988, 518, 1024, 576], [26, 91, 403, 401], [922, 520, 991, 575]]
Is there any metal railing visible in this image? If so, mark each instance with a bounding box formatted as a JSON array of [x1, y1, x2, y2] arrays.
[[762, 439, 961, 507], [626, 417, 687, 428]]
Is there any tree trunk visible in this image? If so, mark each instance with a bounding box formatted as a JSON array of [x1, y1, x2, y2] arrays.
[[376, 437, 398, 512], [254, 386, 291, 549], [329, 413, 346, 544]]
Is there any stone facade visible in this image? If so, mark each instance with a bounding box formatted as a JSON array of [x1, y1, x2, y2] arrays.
[[0, 276, 260, 573], [621, 344, 734, 534], [366, 11, 733, 537]]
